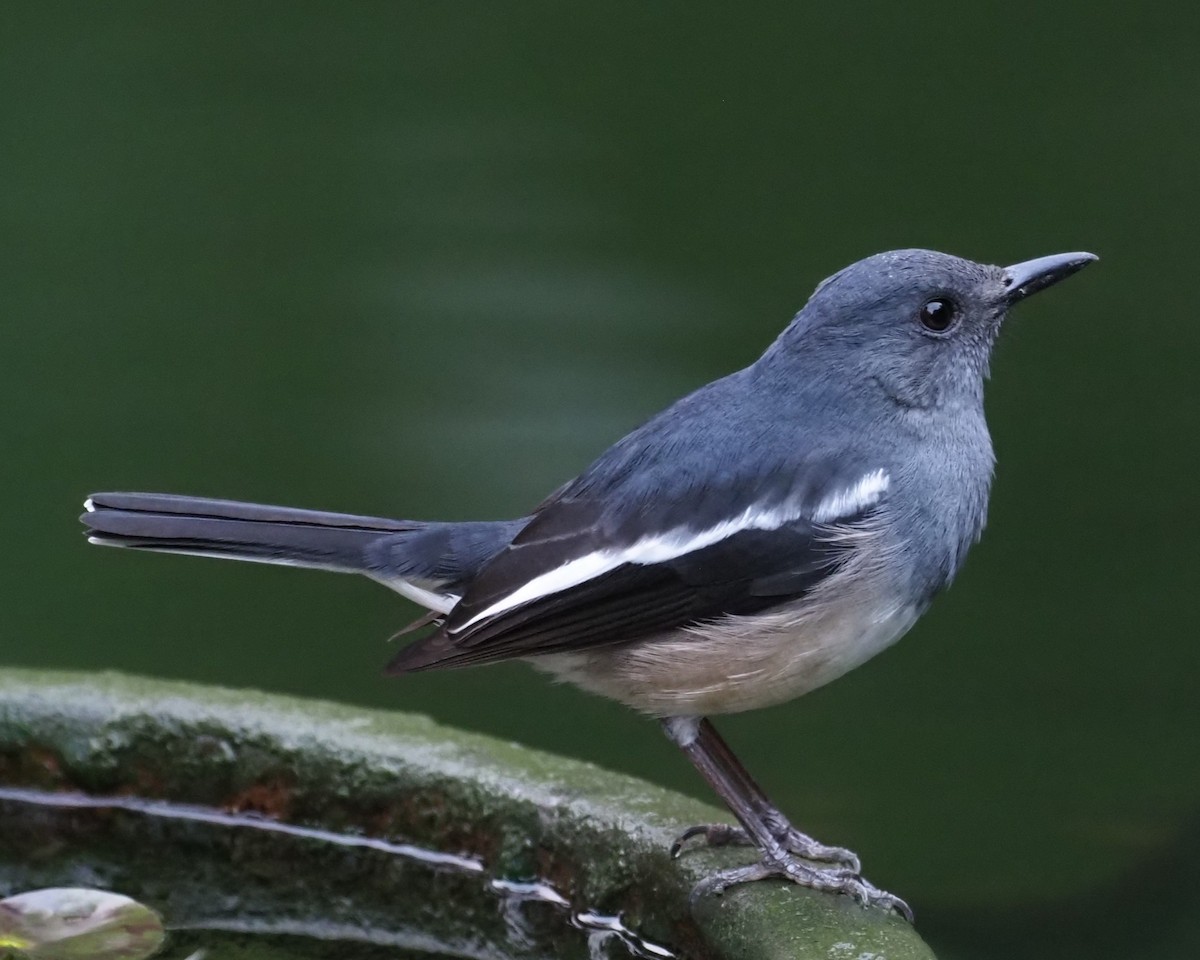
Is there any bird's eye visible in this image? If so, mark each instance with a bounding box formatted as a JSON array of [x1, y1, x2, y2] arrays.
[[919, 298, 957, 332]]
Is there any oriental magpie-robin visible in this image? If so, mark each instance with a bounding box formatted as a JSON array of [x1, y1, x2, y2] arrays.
[[82, 248, 1096, 918]]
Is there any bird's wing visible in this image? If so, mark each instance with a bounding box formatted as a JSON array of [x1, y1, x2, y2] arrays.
[[385, 461, 891, 672]]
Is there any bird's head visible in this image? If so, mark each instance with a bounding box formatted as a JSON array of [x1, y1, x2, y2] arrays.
[[762, 248, 1096, 410]]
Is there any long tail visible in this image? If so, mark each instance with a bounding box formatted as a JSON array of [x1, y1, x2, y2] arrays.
[[82, 492, 528, 613], [83, 491, 421, 568]]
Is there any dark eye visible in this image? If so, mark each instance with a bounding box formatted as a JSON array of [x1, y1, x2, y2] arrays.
[[919, 298, 957, 332]]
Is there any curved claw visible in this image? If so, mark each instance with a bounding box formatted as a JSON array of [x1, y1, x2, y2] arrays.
[[871, 889, 915, 923], [670, 823, 745, 858]]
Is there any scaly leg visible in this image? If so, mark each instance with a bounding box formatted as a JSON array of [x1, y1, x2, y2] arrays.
[[669, 719, 860, 871], [660, 716, 911, 921]]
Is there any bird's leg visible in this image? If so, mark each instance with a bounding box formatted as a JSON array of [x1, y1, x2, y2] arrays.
[[660, 716, 911, 921], [670, 718, 861, 872]]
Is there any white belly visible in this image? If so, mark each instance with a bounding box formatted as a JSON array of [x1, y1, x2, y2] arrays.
[[533, 587, 921, 717]]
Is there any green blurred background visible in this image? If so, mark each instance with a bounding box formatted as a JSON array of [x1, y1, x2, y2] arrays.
[[3, 3, 1197, 957]]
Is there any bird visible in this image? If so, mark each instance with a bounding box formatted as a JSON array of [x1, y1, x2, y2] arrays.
[[81, 247, 1096, 920]]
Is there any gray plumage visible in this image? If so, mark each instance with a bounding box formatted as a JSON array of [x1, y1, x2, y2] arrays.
[[81, 246, 1096, 916], [83, 248, 1091, 714]]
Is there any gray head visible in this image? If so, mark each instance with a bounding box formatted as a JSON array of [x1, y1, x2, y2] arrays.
[[761, 248, 1097, 410]]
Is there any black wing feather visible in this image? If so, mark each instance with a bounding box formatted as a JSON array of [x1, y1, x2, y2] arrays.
[[386, 516, 853, 672], [386, 371, 888, 674]]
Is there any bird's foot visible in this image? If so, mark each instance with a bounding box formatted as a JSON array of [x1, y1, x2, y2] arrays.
[[690, 850, 913, 922], [671, 821, 861, 874]]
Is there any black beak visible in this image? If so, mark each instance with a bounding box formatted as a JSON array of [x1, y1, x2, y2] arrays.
[[1002, 252, 1097, 303]]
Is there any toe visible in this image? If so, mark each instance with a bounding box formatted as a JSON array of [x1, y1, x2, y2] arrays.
[[689, 852, 912, 922], [783, 832, 862, 872]]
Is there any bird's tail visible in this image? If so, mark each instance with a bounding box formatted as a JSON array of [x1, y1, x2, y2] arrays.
[[82, 492, 424, 577], [82, 492, 529, 614]]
